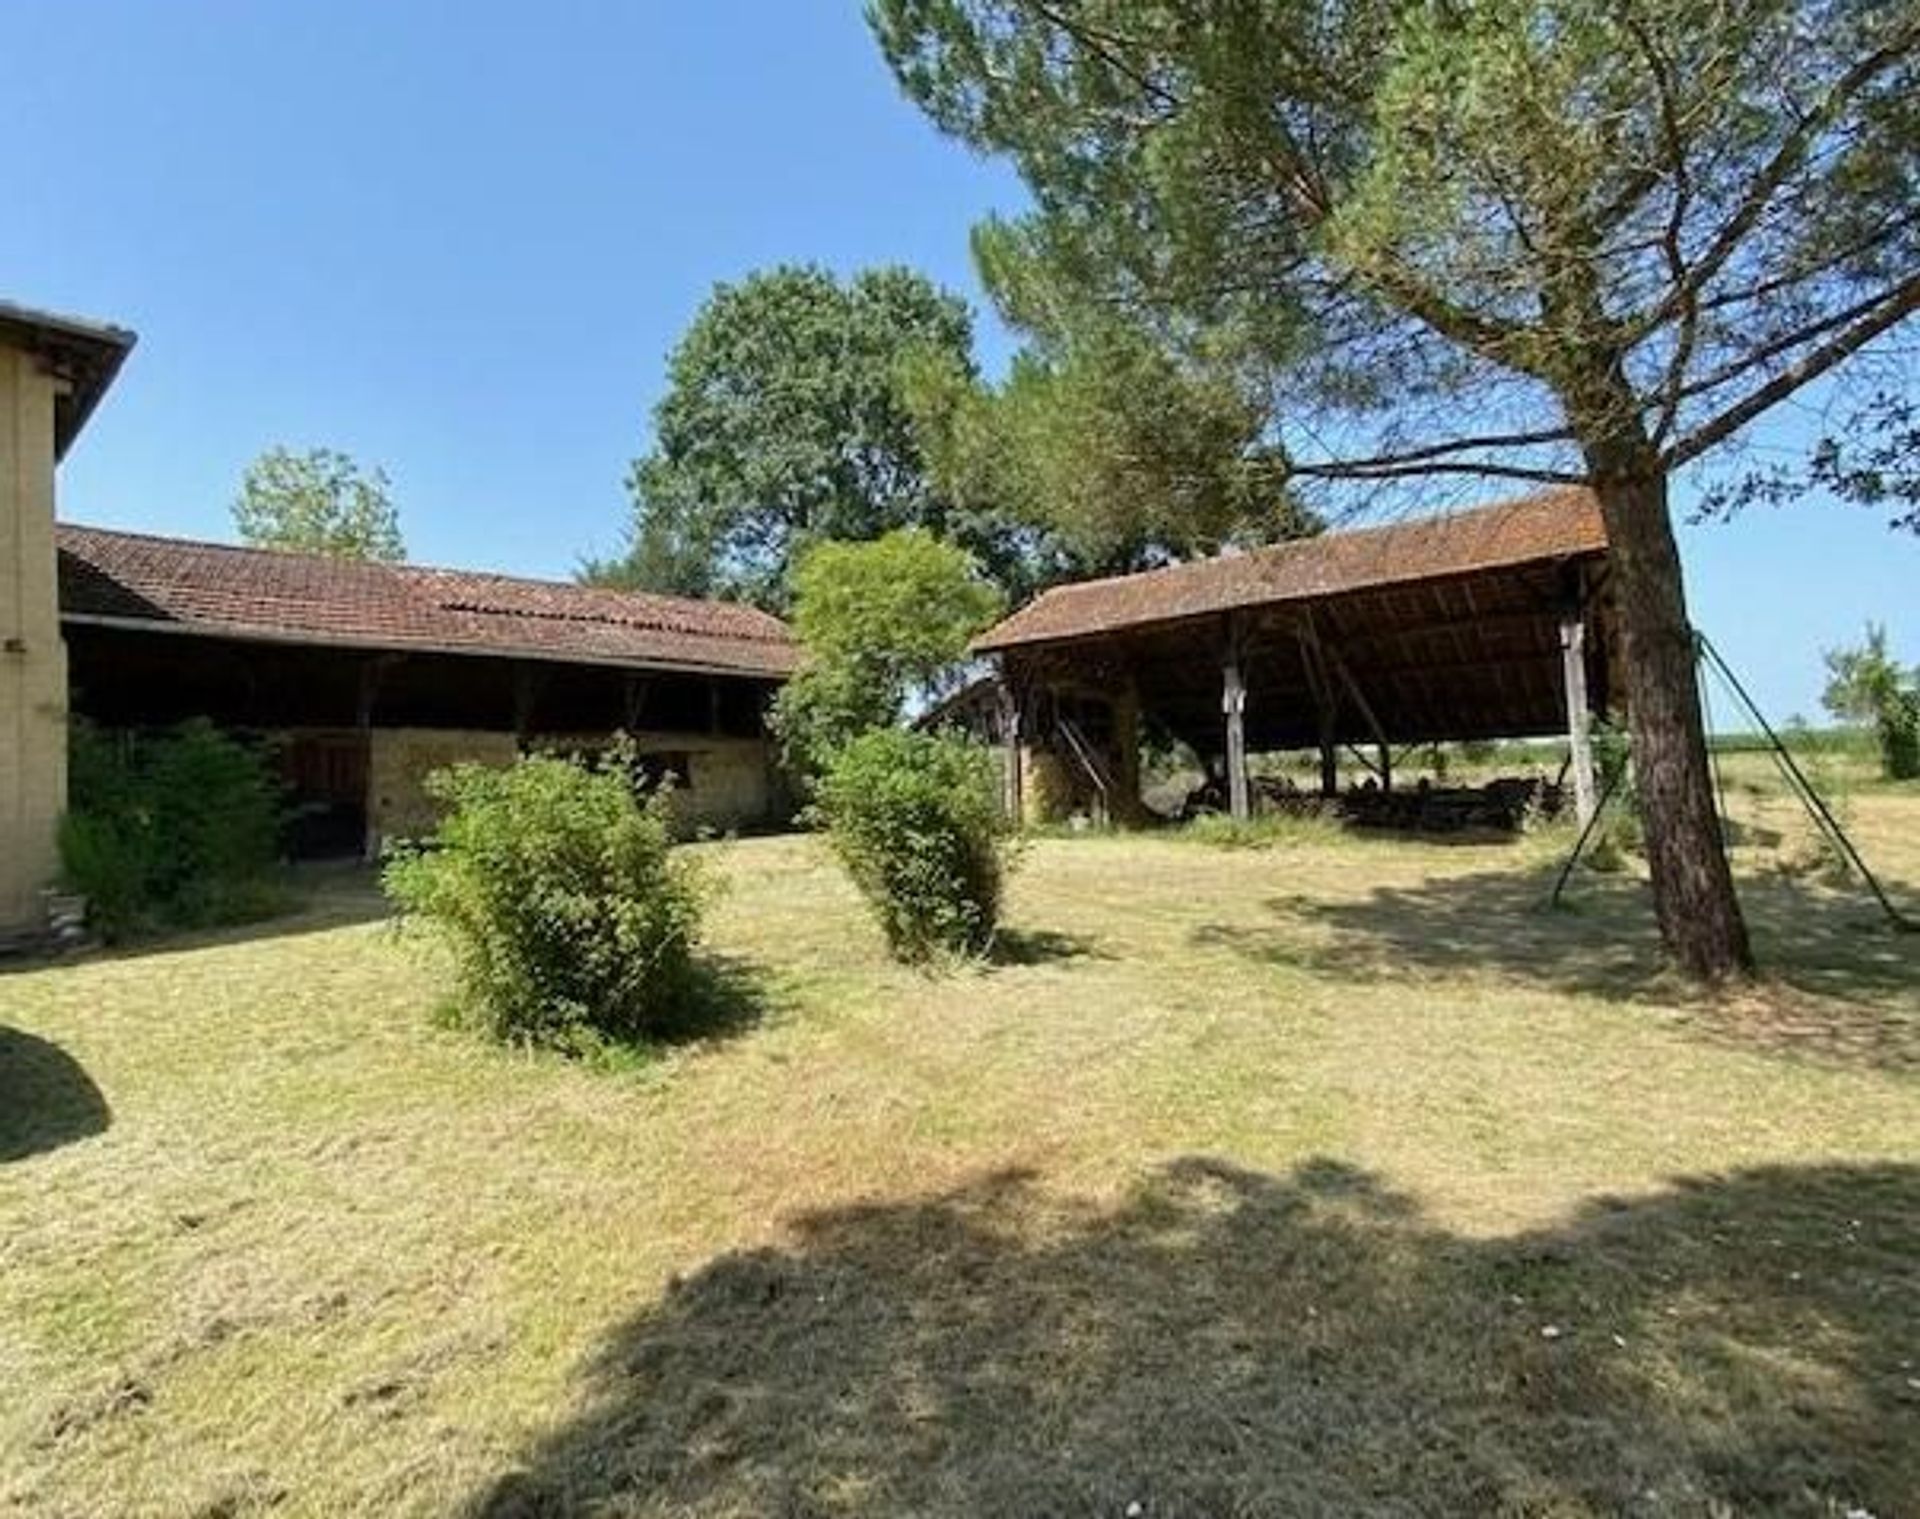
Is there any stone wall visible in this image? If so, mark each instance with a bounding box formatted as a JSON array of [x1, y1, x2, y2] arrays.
[[366, 728, 519, 850], [363, 726, 780, 852], [636, 733, 779, 835]]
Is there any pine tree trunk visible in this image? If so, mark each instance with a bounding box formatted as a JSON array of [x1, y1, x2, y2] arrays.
[[1589, 461, 1754, 981]]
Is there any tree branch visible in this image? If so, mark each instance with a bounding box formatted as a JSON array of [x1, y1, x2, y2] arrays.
[[1665, 276, 1920, 468], [1618, 7, 1698, 444], [1636, 20, 1920, 339], [1292, 423, 1578, 473], [1293, 458, 1587, 486], [1671, 278, 1920, 406]]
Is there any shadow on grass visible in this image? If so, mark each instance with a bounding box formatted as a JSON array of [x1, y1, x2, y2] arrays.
[[469, 1156, 1919, 1518], [0, 861, 393, 975], [988, 926, 1110, 969], [1192, 864, 1920, 1070], [645, 953, 783, 1048], [0, 1028, 109, 1161]]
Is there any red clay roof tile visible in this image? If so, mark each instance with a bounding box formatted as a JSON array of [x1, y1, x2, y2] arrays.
[[973, 488, 1608, 652], [56, 524, 799, 679]]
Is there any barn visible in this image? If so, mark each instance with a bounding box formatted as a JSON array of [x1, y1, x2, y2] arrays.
[[0, 297, 795, 942], [970, 489, 1616, 828], [57, 527, 799, 856]]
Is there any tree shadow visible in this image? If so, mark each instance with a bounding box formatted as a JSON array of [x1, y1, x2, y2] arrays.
[[467, 1156, 1919, 1517], [1192, 865, 1920, 1070], [0, 1028, 110, 1161], [989, 926, 1110, 969]]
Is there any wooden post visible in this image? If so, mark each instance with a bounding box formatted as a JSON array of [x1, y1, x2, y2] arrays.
[[1321, 640, 1391, 793], [355, 656, 387, 862], [1561, 610, 1597, 826], [621, 674, 650, 732], [1223, 644, 1250, 822], [1111, 671, 1145, 826], [1296, 616, 1340, 798], [999, 672, 1023, 825], [511, 662, 538, 744]]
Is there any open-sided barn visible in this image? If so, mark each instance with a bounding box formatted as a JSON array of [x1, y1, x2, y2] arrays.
[[57, 526, 800, 856], [971, 489, 1615, 827], [1, 296, 797, 941]]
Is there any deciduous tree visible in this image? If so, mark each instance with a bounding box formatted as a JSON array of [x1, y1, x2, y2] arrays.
[[1823, 622, 1920, 779], [771, 529, 1002, 777], [597, 264, 1024, 609], [233, 446, 404, 561]]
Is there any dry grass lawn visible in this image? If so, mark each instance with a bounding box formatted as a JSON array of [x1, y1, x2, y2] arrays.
[[3, 759, 1918, 1517]]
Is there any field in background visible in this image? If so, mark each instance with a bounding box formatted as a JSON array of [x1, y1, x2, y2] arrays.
[[3, 770, 1917, 1516], [1224, 722, 1892, 799]]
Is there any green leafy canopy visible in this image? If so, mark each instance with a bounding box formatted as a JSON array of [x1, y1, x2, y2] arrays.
[[771, 529, 1002, 779], [233, 446, 405, 561], [595, 264, 1027, 609]]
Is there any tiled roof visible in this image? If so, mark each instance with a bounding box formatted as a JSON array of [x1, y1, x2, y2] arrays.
[[57, 525, 799, 679], [974, 488, 1608, 652]]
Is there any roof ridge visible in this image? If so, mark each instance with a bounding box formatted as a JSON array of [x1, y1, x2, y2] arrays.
[[430, 591, 795, 644], [58, 521, 405, 568]]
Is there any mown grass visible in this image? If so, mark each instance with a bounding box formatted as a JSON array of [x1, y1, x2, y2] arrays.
[[2, 766, 1917, 1517]]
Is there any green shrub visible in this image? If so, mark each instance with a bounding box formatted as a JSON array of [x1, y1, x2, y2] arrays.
[[1879, 690, 1920, 780], [816, 729, 1010, 962], [382, 751, 710, 1053], [768, 661, 896, 785], [60, 720, 285, 940], [56, 808, 154, 939]]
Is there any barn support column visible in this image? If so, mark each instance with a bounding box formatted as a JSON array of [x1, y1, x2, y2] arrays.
[[997, 662, 1023, 826], [1111, 672, 1147, 826], [511, 662, 542, 744], [1560, 609, 1597, 826], [355, 655, 391, 861], [1296, 616, 1340, 799], [1222, 640, 1250, 823], [1324, 640, 1391, 794], [620, 674, 650, 731]]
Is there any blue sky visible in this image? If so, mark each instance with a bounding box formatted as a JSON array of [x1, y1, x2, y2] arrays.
[[5, 2, 1912, 722]]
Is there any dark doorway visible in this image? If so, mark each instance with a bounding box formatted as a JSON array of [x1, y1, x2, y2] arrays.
[[278, 732, 370, 858]]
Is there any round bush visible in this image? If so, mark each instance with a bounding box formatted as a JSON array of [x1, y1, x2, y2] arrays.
[[816, 729, 1009, 962], [382, 753, 708, 1052]]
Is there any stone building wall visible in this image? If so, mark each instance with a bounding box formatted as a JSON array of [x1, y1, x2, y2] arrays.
[[363, 726, 780, 852]]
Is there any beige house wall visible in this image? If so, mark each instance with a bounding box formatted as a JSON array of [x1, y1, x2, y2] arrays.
[[0, 345, 67, 933], [363, 726, 778, 852]]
